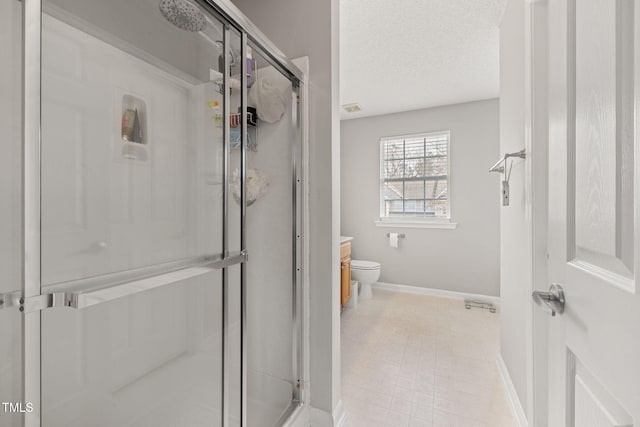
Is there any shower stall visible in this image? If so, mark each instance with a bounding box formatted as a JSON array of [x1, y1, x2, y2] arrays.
[[0, 0, 307, 426]]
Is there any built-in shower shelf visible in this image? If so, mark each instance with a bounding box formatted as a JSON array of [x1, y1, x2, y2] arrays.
[[119, 94, 149, 162]]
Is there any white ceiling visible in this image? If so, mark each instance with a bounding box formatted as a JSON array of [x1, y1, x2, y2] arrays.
[[340, 0, 507, 120]]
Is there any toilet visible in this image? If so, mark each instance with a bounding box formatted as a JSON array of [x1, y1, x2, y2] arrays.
[[350, 260, 381, 300]]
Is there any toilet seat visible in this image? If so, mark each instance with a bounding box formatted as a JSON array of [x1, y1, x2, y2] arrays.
[[351, 260, 381, 270]]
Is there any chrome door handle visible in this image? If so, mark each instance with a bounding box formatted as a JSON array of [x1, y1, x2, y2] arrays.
[[532, 283, 565, 316]]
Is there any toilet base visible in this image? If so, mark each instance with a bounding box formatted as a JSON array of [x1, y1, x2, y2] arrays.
[[346, 281, 358, 308], [360, 282, 373, 299]]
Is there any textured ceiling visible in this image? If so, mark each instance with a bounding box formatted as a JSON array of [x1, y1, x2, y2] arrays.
[[340, 0, 507, 120]]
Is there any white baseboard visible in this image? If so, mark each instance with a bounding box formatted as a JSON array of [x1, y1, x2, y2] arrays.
[[496, 354, 528, 427], [373, 282, 500, 305]]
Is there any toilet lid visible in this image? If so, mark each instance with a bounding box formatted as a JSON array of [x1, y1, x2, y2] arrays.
[[351, 260, 381, 270]]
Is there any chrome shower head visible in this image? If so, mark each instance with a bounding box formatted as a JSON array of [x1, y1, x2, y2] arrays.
[[159, 0, 206, 32]]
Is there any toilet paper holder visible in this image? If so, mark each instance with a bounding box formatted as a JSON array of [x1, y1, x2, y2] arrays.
[[386, 233, 405, 239]]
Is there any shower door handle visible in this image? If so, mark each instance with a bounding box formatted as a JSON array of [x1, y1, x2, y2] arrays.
[[16, 251, 248, 313]]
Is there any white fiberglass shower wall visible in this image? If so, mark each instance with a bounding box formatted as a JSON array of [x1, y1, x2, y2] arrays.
[[0, 0, 306, 426]]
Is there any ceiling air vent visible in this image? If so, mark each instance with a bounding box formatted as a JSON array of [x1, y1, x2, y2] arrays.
[[342, 103, 362, 113]]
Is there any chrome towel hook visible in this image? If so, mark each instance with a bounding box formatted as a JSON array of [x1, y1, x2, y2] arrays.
[[488, 149, 526, 173], [488, 149, 526, 206]]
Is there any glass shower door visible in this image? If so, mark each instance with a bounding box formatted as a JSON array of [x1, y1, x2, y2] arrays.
[[243, 45, 302, 427], [37, 0, 235, 425], [1, 1, 305, 426]]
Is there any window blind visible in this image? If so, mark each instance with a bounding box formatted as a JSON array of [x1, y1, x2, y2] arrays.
[[380, 131, 450, 219]]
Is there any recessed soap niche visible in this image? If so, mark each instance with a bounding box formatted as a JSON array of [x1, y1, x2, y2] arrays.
[[118, 94, 149, 162]]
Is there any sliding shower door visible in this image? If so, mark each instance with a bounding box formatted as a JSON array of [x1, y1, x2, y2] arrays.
[[37, 0, 232, 425], [0, 0, 305, 426], [243, 45, 303, 427]]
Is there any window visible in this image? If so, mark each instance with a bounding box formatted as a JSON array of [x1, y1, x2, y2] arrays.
[[379, 131, 451, 223]]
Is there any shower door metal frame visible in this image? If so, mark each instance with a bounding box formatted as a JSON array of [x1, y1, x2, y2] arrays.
[[22, 0, 43, 425], [237, 38, 308, 425], [202, 1, 308, 424], [17, 0, 308, 426], [240, 30, 248, 427], [221, 22, 232, 427]]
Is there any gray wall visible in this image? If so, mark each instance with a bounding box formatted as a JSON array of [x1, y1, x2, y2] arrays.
[[499, 0, 529, 415], [341, 99, 501, 297], [230, 0, 342, 422]]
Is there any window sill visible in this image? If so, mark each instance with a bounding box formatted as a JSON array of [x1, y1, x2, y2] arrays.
[[374, 220, 458, 230]]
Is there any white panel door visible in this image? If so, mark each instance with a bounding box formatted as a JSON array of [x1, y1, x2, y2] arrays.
[[545, 0, 639, 425]]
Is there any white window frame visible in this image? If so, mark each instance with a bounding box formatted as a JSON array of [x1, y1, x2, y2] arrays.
[[376, 130, 457, 229]]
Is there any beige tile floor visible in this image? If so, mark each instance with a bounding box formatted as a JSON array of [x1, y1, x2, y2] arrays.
[[341, 289, 517, 427]]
